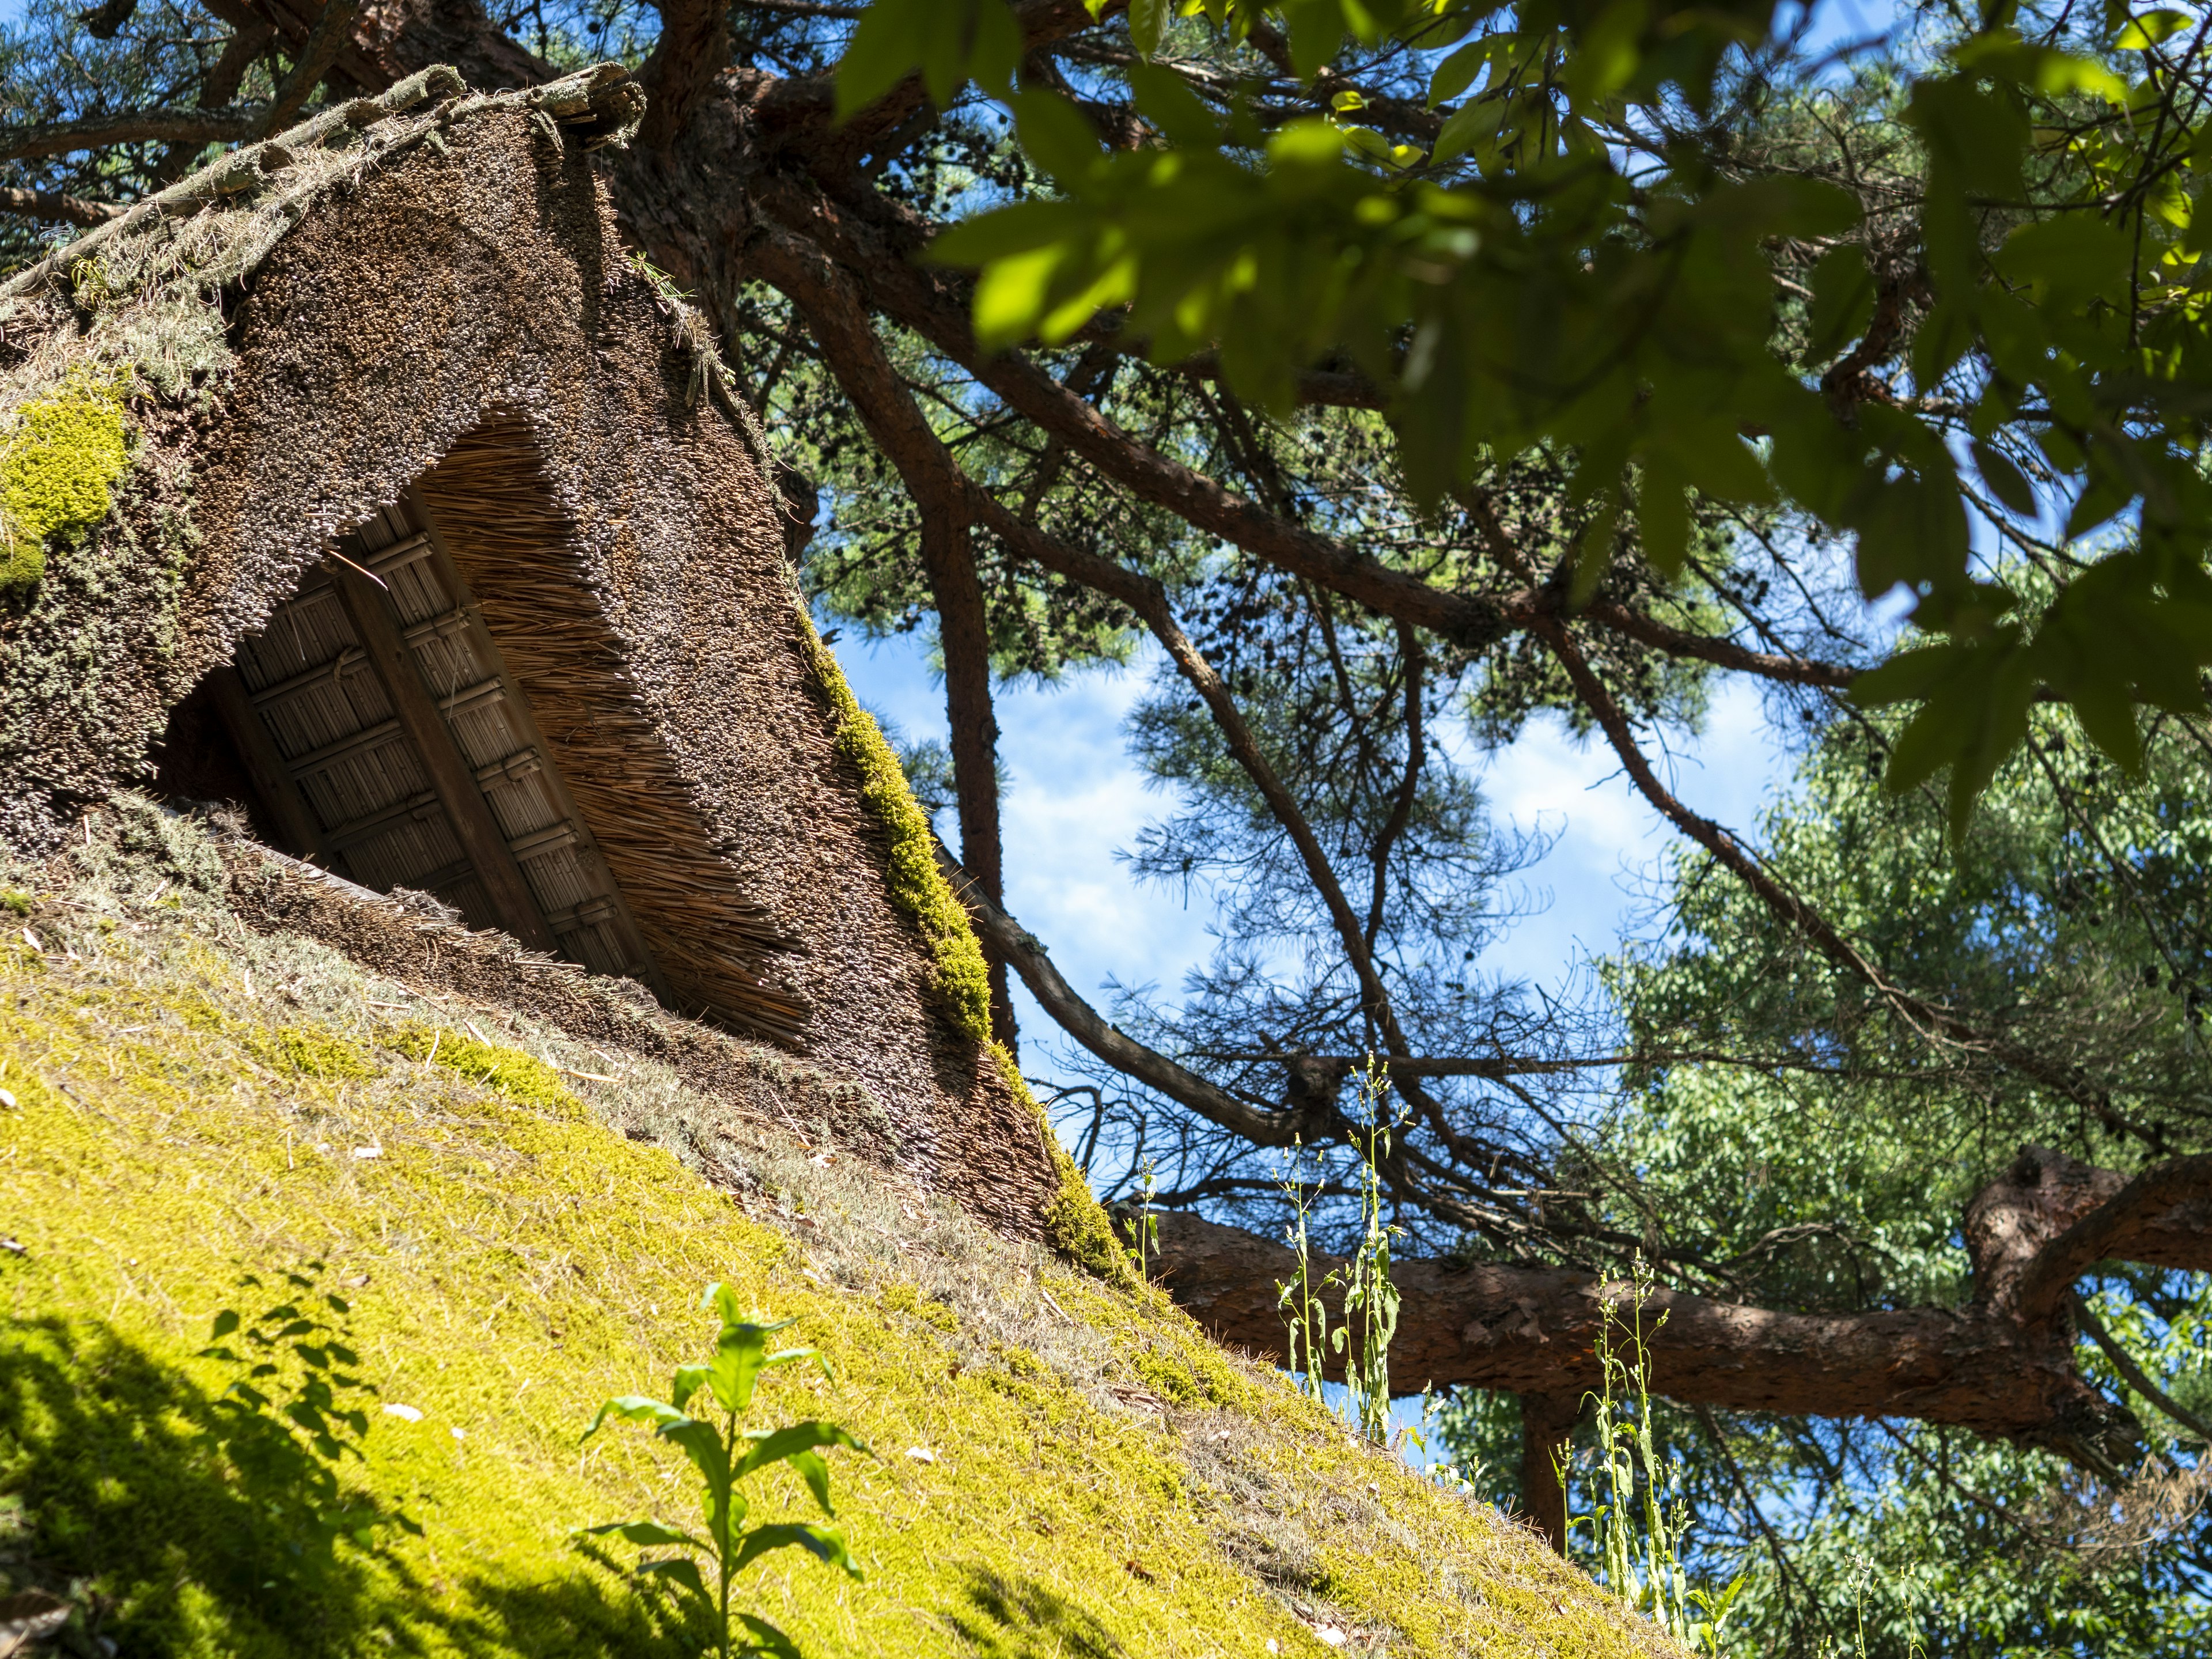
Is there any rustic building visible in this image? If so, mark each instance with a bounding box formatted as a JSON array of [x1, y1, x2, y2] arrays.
[[0, 63, 1086, 1247]]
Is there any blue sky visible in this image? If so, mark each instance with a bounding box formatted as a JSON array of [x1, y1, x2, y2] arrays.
[[835, 633, 1800, 1093]]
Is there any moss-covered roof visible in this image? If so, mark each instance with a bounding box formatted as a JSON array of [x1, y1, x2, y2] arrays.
[[0, 801, 1675, 1658]]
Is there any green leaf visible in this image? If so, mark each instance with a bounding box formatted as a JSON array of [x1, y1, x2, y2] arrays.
[[1281, 0, 1346, 78], [581, 1518, 707, 1551], [1427, 39, 1487, 107], [1972, 440, 2039, 517], [1634, 463, 1690, 575], [581, 1394, 685, 1444], [637, 1555, 713, 1608], [833, 0, 929, 121], [736, 1421, 874, 1513], [699, 1289, 799, 1415], [735, 1612, 804, 1659], [2116, 8, 2192, 48], [1127, 61, 1218, 147], [1431, 96, 1505, 165], [1129, 0, 1169, 56], [1996, 215, 2134, 308], [730, 1522, 865, 1581], [1567, 497, 1620, 609], [1851, 642, 1964, 708], [210, 1309, 240, 1339], [1803, 244, 1874, 363], [1007, 89, 1104, 181], [834, 0, 1019, 120], [670, 1365, 711, 1415]]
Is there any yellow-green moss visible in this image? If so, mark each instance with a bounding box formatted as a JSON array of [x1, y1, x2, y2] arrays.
[[992, 1039, 1134, 1286], [252, 1027, 375, 1081], [797, 613, 993, 1040], [0, 373, 130, 594], [0, 908, 1665, 1659], [387, 1020, 589, 1119], [798, 611, 1132, 1283]]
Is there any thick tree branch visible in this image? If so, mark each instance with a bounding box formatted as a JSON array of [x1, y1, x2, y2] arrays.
[[263, 0, 361, 130], [2014, 1153, 2212, 1321], [637, 0, 733, 149], [0, 107, 262, 164], [0, 187, 125, 227], [1154, 1146, 2211, 1456]]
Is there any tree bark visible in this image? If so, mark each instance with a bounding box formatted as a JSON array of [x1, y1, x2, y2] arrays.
[[1147, 1146, 2212, 1468], [1519, 1391, 1580, 1554]]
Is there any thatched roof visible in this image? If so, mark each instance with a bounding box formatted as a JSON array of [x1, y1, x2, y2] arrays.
[[0, 64, 1082, 1248]]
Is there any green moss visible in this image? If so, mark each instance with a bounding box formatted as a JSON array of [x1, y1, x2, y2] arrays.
[[386, 1021, 588, 1119], [878, 1281, 959, 1334], [992, 1041, 1134, 1287], [0, 889, 29, 916], [797, 612, 1131, 1285], [0, 913, 1656, 1659], [0, 374, 130, 596], [796, 613, 992, 1040], [254, 1027, 374, 1081]]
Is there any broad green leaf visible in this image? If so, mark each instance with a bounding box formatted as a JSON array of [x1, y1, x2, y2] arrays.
[[1282, 0, 1347, 78], [582, 1394, 684, 1443], [582, 1518, 707, 1551], [210, 1309, 239, 1339], [1130, 0, 1170, 55], [1431, 96, 1506, 165], [670, 1364, 711, 1415], [730, 1522, 865, 1581], [1634, 463, 1690, 575], [2116, 7, 2192, 47], [1803, 244, 1874, 363], [737, 1422, 874, 1513], [834, 0, 930, 121], [1996, 215, 2134, 307], [1007, 89, 1104, 181], [1128, 60, 1219, 146], [1427, 38, 1488, 107], [735, 1612, 804, 1659], [637, 1555, 713, 1607], [1971, 440, 2039, 517], [929, 200, 1084, 270], [1568, 497, 1620, 608], [1851, 643, 1964, 709]]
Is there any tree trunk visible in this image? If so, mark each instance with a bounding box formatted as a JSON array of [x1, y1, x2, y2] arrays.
[[1519, 1391, 1580, 1555], [919, 504, 1018, 1056]]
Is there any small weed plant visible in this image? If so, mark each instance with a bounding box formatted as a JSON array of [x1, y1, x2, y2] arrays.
[[1569, 1257, 1743, 1656], [1122, 1156, 1161, 1279], [195, 1262, 421, 1574], [1275, 1064, 1406, 1446], [584, 1285, 872, 1658], [1276, 1134, 1333, 1408], [1335, 1074, 1404, 1445]]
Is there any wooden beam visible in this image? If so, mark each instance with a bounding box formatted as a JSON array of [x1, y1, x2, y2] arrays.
[[329, 558, 557, 952], [204, 663, 325, 860]]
